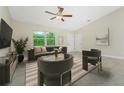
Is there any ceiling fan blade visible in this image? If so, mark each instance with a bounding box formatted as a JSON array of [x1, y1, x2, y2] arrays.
[[61, 18, 64, 22], [63, 15, 72, 17], [45, 11, 56, 15], [57, 6, 64, 14], [50, 17, 56, 20]]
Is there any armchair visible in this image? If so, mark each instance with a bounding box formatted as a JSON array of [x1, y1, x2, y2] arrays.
[[82, 49, 102, 71]]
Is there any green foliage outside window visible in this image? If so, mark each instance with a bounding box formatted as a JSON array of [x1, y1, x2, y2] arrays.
[[34, 38, 45, 46], [47, 38, 55, 45], [33, 32, 55, 46], [46, 32, 55, 38], [33, 32, 45, 38]]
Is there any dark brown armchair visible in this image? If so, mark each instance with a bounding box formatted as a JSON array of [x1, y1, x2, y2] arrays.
[[38, 54, 73, 86], [82, 49, 102, 71]]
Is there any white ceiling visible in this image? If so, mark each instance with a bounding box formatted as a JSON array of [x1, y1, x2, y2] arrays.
[[8, 6, 121, 31]]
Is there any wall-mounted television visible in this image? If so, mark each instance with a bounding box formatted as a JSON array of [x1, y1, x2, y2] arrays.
[[0, 19, 13, 49]]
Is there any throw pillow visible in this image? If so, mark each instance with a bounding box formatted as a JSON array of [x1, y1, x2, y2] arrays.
[[34, 46, 42, 53], [59, 46, 63, 51], [41, 46, 47, 53]]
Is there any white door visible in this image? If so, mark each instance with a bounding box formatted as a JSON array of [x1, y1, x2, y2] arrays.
[[75, 33, 82, 52], [67, 33, 74, 52]]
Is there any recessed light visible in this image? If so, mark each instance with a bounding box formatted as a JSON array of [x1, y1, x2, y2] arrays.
[[87, 19, 91, 22]]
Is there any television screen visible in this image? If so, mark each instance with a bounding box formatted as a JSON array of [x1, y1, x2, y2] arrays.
[[0, 19, 13, 49]]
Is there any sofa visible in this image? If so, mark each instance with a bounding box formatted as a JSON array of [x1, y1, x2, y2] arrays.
[[28, 46, 67, 61]]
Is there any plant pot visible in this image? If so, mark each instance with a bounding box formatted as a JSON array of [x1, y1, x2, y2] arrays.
[[18, 54, 24, 63]]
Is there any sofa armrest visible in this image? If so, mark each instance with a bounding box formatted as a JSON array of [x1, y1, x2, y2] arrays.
[[62, 47, 67, 54], [28, 49, 36, 61]]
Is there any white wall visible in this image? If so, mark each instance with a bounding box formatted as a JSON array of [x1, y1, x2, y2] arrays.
[[67, 33, 75, 52], [0, 7, 13, 57], [74, 32, 82, 51], [75, 7, 124, 59], [12, 20, 71, 49]]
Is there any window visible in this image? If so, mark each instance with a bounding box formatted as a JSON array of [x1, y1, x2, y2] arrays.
[[33, 32, 55, 46], [46, 32, 55, 46]]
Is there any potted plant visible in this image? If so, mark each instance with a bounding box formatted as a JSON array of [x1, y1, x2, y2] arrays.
[[12, 37, 28, 63]]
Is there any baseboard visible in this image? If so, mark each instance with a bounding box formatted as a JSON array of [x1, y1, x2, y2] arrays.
[[102, 55, 124, 60]]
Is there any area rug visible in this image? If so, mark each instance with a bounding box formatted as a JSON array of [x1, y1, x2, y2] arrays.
[[26, 56, 97, 86]]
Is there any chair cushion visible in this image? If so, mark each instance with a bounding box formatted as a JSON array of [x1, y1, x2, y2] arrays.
[[87, 57, 99, 64], [88, 57, 98, 60]]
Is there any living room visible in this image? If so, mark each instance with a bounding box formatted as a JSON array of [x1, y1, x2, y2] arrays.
[[0, 5, 124, 87]]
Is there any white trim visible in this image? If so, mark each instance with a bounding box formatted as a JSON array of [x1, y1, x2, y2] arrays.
[[102, 55, 124, 60]]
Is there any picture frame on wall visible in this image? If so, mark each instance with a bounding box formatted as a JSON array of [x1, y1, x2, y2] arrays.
[[96, 28, 110, 46]]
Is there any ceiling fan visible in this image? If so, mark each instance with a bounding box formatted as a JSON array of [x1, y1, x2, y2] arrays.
[[45, 6, 72, 22]]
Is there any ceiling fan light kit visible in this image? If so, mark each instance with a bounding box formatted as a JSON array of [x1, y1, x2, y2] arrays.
[[56, 16, 62, 20], [45, 6, 72, 22]]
